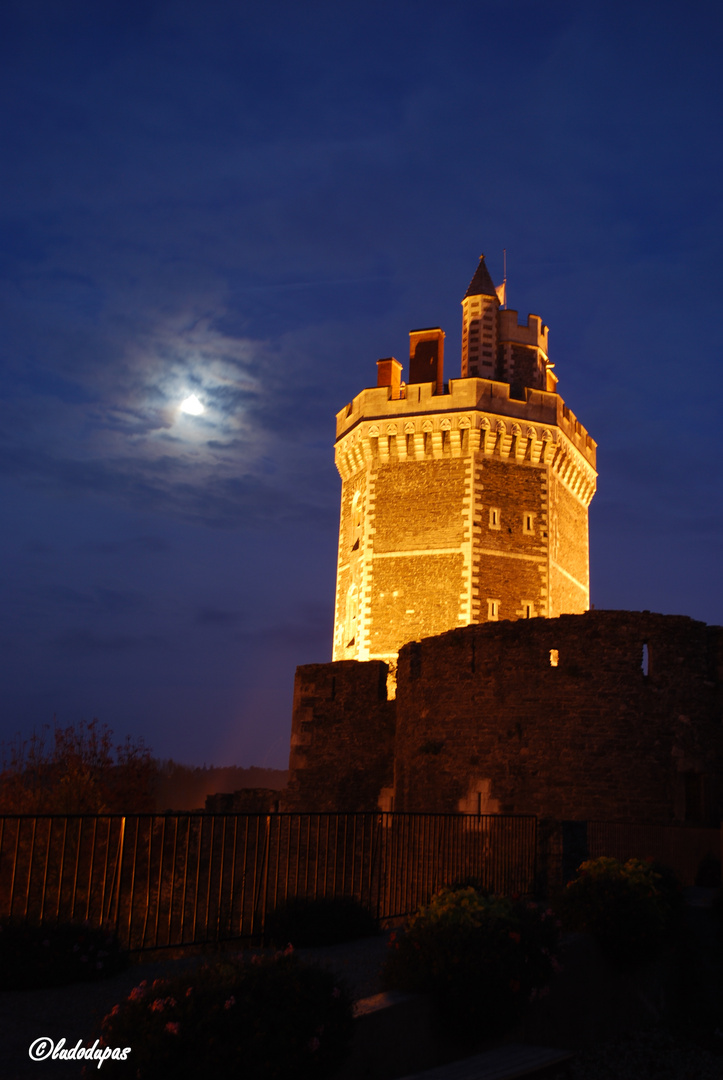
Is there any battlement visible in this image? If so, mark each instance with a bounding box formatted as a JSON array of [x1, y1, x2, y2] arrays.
[[498, 309, 549, 353], [335, 377, 596, 468]]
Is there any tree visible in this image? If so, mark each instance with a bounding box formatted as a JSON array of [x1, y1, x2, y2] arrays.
[[0, 719, 158, 814]]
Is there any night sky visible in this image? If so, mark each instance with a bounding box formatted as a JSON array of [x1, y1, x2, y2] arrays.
[[1, 1, 721, 770]]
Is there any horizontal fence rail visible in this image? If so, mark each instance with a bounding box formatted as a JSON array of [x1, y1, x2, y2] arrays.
[[0, 812, 537, 951], [586, 821, 720, 887]]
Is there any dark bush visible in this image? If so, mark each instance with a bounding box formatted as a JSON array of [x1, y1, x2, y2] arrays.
[[558, 857, 682, 967], [0, 919, 127, 990], [382, 886, 561, 1040], [264, 895, 379, 948], [89, 950, 353, 1079]]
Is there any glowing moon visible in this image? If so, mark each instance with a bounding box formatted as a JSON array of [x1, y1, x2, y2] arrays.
[[180, 394, 204, 416]]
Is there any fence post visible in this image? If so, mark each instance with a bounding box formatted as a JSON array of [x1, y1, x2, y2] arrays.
[[561, 821, 588, 884], [111, 816, 126, 935]]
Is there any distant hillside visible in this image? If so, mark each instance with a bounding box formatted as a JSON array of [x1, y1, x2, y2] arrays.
[[154, 761, 288, 811]]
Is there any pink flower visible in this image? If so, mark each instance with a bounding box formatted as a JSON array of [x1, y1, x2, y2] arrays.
[[283, 943, 294, 956], [149, 999, 166, 1013], [185, 987, 193, 997], [224, 996, 236, 1010], [128, 984, 146, 1001], [308, 1038, 320, 1052], [165, 1022, 180, 1036]]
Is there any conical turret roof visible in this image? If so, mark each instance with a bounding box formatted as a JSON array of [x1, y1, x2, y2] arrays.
[[464, 255, 497, 299]]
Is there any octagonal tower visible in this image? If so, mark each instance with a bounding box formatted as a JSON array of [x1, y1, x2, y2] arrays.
[[332, 256, 597, 677]]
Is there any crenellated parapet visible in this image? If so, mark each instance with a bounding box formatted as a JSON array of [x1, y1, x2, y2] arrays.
[[335, 378, 596, 506]]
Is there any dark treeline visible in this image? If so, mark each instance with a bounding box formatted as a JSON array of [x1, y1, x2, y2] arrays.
[[0, 721, 287, 815]]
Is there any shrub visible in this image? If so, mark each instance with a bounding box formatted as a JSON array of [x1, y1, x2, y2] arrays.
[[264, 895, 379, 948], [0, 919, 127, 990], [382, 886, 561, 1039], [558, 856, 681, 967], [89, 949, 353, 1079], [0, 719, 157, 813]]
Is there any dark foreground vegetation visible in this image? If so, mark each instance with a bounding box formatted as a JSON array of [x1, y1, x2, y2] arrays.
[[2, 838, 723, 1078], [87, 950, 353, 1080], [264, 895, 379, 948], [0, 919, 127, 991]]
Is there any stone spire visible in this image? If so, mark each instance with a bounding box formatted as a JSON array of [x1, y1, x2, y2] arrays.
[[464, 255, 497, 299]]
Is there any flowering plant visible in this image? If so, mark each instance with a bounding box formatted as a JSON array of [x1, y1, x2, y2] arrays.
[[559, 856, 682, 967], [88, 948, 353, 1078], [382, 887, 561, 1039]]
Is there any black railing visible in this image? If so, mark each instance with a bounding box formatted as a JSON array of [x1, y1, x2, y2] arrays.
[[0, 812, 537, 951], [586, 821, 720, 885]]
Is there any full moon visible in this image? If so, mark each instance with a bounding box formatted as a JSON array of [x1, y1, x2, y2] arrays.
[[180, 394, 205, 416]]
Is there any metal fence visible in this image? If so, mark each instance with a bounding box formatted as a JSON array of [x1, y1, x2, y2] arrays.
[[586, 821, 721, 886], [0, 812, 537, 951]]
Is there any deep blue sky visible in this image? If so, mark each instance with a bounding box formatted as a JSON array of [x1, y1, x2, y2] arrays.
[[1, 0, 721, 768]]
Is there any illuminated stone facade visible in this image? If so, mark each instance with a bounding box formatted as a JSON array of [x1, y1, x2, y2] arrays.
[[332, 257, 597, 674], [286, 258, 723, 825]]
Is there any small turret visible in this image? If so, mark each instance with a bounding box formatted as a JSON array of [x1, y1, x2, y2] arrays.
[[460, 254, 555, 395], [460, 255, 501, 378]]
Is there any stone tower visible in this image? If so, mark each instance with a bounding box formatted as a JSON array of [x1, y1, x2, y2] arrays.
[[331, 256, 597, 675]]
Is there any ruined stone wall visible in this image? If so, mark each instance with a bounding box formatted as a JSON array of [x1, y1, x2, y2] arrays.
[[284, 660, 394, 812], [394, 611, 723, 823]]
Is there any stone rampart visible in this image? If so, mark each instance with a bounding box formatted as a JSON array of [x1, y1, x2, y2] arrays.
[[395, 611, 723, 821], [287, 611, 723, 823]]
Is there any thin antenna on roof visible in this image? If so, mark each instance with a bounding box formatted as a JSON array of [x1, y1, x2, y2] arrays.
[[503, 249, 507, 309]]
